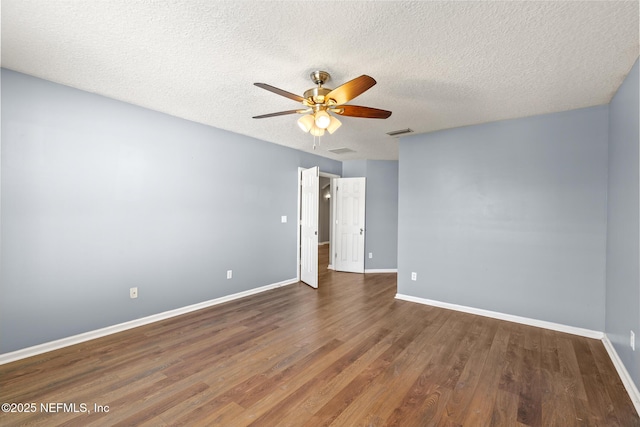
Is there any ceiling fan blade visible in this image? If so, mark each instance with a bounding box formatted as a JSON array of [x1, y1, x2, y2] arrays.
[[326, 75, 376, 105], [252, 109, 305, 119], [333, 105, 392, 119], [254, 83, 305, 103]]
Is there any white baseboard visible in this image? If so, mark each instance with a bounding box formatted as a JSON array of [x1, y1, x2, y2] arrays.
[[327, 264, 334, 270], [319, 241, 330, 246], [602, 335, 640, 416], [394, 293, 604, 339], [0, 278, 299, 365], [365, 268, 398, 273]]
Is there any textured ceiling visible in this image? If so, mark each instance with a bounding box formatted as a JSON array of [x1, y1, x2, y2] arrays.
[[1, 1, 638, 161]]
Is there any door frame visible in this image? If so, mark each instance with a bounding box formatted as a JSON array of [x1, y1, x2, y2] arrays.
[[296, 168, 340, 283]]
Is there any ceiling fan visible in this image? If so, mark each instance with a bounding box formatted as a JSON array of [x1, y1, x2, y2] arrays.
[[253, 70, 392, 136]]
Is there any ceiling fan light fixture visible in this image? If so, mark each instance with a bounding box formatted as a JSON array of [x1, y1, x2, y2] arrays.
[[297, 114, 315, 132], [310, 125, 325, 137], [314, 110, 331, 129], [326, 115, 342, 134]]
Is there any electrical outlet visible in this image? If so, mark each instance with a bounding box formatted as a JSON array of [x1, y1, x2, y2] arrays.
[[130, 287, 138, 299], [369, 252, 373, 259], [227, 270, 233, 279], [411, 272, 417, 281], [631, 330, 635, 351]]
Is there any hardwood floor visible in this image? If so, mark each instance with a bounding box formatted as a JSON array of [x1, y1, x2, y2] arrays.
[[1, 245, 638, 426]]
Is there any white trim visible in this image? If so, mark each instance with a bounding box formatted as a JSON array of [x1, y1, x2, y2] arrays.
[[327, 264, 334, 270], [365, 268, 398, 273], [0, 278, 298, 365], [319, 241, 330, 246], [602, 334, 640, 415], [394, 294, 604, 339], [319, 172, 340, 179]]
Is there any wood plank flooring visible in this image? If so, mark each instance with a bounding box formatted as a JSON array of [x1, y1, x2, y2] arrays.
[[1, 245, 638, 426]]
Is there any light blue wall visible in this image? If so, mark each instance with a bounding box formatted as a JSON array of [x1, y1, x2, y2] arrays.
[[606, 59, 639, 388], [398, 106, 609, 331], [362, 161, 398, 270], [342, 159, 367, 178], [0, 69, 341, 353], [343, 160, 399, 270]]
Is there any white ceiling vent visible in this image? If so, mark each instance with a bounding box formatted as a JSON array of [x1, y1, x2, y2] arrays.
[[386, 128, 414, 137], [328, 148, 356, 155]]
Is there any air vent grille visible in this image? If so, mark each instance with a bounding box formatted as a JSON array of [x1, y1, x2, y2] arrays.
[[386, 128, 414, 136], [328, 148, 356, 154]]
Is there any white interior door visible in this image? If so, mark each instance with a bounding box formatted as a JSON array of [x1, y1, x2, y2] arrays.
[[300, 167, 319, 288], [334, 177, 366, 273]]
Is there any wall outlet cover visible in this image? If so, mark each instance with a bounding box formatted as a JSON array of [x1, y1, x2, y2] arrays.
[[130, 287, 138, 299], [411, 272, 417, 281]]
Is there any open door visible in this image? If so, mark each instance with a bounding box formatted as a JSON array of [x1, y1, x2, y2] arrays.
[[334, 177, 366, 273], [300, 167, 319, 288]]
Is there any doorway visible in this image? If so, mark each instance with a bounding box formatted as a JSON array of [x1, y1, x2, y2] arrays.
[[319, 177, 332, 270], [297, 168, 340, 288]]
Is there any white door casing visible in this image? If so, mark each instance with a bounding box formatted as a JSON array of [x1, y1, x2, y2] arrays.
[[334, 177, 366, 273], [300, 167, 319, 288]]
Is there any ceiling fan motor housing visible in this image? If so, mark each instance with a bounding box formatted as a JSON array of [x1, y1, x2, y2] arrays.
[[304, 87, 332, 105]]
